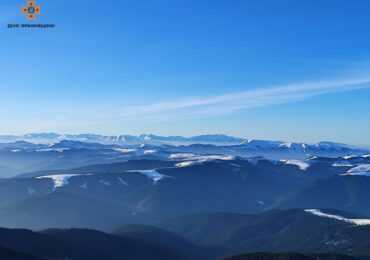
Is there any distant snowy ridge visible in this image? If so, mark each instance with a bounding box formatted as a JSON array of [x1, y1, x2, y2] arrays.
[[0, 132, 367, 150], [0, 133, 245, 145], [1, 134, 369, 168]]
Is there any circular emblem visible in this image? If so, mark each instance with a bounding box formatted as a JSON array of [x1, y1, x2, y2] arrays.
[[28, 6, 35, 14]]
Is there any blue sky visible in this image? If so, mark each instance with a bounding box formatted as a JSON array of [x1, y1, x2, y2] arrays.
[[1, 0, 370, 145]]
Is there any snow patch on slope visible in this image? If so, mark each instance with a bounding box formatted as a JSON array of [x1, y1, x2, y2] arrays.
[[279, 142, 293, 148], [175, 155, 236, 168], [169, 153, 197, 159], [36, 148, 70, 153], [305, 209, 370, 226], [144, 150, 157, 154], [332, 160, 354, 167], [37, 174, 76, 190], [348, 164, 370, 173], [37, 174, 90, 190], [128, 170, 169, 185], [175, 161, 199, 167], [282, 160, 310, 170], [114, 148, 136, 153], [341, 164, 370, 177]]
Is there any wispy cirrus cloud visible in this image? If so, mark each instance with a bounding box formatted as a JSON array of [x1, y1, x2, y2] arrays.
[[119, 77, 370, 120], [3, 76, 370, 135]]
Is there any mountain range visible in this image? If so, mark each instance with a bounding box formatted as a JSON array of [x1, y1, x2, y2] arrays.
[[0, 132, 366, 149], [0, 133, 246, 145], [0, 135, 370, 259], [0, 150, 369, 230], [0, 134, 368, 178]]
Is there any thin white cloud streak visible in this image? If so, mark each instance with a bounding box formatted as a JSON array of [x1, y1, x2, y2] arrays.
[[4, 77, 370, 135], [9, 77, 369, 132], [120, 77, 370, 119]]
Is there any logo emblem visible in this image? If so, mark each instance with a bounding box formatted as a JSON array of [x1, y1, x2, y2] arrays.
[[22, 1, 41, 20]]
